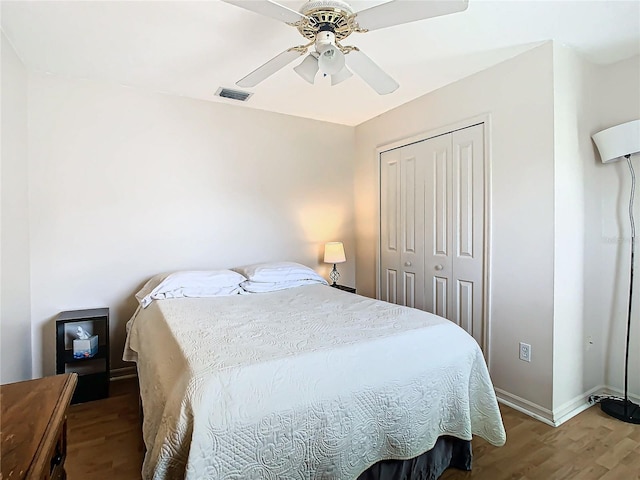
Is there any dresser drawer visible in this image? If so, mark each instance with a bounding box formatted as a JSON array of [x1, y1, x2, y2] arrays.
[[47, 424, 66, 480], [50, 461, 65, 480]]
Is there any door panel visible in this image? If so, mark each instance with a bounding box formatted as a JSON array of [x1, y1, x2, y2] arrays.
[[457, 279, 474, 336], [456, 141, 474, 258], [433, 146, 450, 257], [386, 269, 398, 304], [403, 271, 416, 308], [433, 276, 449, 318]]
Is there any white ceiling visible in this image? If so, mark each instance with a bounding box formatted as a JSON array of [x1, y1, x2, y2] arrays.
[[2, 0, 639, 126]]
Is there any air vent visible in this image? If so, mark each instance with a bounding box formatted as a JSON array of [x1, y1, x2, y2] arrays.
[[215, 87, 253, 102]]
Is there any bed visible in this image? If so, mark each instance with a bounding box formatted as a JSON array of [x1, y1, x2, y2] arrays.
[[123, 265, 506, 479]]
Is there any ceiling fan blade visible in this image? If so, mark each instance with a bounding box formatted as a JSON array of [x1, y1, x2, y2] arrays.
[[237, 49, 302, 87], [345, 49, 399, 95], [222, 0, 308, 24], [355, 0, 468, 31]]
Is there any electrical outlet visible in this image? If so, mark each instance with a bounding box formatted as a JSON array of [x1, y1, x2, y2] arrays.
[[519, 342, 531, 362]]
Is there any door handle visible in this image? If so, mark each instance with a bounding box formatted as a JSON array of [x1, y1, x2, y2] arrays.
[[404, 261, 412, 267], [434, 264, 443, 271]]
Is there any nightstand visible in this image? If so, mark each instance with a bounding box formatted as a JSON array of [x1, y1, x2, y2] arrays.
[[330, 284, 356, 294], [55, 308, 110, 404]]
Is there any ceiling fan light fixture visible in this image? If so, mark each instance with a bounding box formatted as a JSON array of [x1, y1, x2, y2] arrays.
[[331, 66, 353, 86], [315, 30, 345, 76], [294, 53, 319, 84]]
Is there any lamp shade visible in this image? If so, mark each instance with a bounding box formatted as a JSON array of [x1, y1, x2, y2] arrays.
[[315, 30, 345, 76], [592, 119, 640, 163], [318, 46, 345, 76], [294, 53, 319, 84], [324, 242, 346, 264]]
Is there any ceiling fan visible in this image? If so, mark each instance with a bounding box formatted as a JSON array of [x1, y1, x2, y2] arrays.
[[223, 0, 469, 95]]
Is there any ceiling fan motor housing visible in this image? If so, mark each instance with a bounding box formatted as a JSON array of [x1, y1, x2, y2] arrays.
[[297, 0, 356, 42], [316, 30, 336, 48]]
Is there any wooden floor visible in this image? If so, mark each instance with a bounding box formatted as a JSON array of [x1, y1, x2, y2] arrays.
[[66, 378, 144, 479], [66, 378, 640, 479]]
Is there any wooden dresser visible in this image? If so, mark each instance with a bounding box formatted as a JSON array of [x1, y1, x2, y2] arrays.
[[1, 373, 78, 480]]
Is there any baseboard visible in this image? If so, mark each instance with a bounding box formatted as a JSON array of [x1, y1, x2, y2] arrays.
[[497, 385, 640, 427], [551, 385, 602, 426], [495, 388, 555, 426], [110, 366, 137, 381]]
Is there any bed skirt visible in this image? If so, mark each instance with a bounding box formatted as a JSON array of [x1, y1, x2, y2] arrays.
[[357, 436, 472, 480]]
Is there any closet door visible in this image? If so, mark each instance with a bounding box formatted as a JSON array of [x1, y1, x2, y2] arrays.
[[379, 145, 426, 308], [379, 123, 485, 347]]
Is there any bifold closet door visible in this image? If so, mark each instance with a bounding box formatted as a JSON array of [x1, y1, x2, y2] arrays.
[[380, 124, 485, 346], [424, 125, 484, 342]]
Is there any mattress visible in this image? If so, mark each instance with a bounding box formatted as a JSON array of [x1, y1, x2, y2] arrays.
[[123, 284, 506, 479]]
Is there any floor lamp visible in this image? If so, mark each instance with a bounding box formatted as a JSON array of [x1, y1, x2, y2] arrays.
[[592, 119, 640, 424]]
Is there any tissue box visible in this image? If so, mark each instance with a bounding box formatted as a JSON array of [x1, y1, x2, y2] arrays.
[[73, 335, 98, 358]]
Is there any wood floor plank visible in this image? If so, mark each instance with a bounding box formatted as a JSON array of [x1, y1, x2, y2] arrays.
[[597, 437, 639, 470], [66, 379, 640, 479]]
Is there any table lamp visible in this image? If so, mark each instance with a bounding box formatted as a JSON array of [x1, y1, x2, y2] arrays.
[[324, 242, 346, 285]]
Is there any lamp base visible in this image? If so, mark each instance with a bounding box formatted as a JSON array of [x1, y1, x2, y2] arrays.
[[600, 398, 640, 424], [329, 264, 340, 285]]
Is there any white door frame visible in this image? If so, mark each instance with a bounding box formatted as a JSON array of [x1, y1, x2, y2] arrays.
[[375, 113, 493, 367]]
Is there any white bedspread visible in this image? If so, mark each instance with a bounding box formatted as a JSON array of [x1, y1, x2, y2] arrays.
[[123, 284, 506, 479]]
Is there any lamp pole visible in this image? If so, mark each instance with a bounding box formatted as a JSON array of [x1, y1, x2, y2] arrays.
[[600, 154, 640, 424]]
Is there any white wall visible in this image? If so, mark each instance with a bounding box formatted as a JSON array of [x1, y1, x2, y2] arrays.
[[27, 74, 356, 377], [355, 43, 557, 412], [551, 45, 590, 414], [551, 49, 640, 415], [1, 33, 32, 383], [588, 55, 640, 400]]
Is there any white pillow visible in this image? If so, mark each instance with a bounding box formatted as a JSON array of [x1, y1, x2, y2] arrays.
[[135, 270, 246, 308], [233, 261, 326, 283], [240, 278, 327, 293]]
